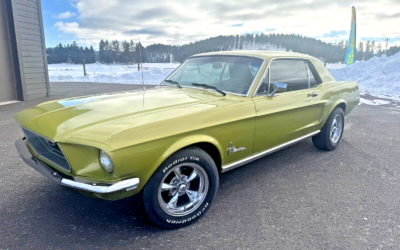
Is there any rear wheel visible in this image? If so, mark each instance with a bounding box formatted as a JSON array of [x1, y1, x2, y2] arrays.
[[312, 107, 345, 151], [143, 147, 219, 229]]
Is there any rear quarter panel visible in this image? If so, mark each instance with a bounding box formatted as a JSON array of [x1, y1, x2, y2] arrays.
[[316, 80, 359, 129]]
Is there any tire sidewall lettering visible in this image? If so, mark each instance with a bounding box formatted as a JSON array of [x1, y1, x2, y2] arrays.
[[162, 156, 201, 173], [165, 202, 209, 224]]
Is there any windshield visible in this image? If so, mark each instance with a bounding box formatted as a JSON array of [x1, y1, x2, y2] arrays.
[[161, 56, 264, 95]]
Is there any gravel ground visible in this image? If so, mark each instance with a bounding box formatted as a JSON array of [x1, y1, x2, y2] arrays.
[[1, 82, 400, 250]]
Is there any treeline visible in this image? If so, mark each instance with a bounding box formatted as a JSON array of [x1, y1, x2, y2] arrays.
[[356, 40, 398, 60], [98, 40, 146, 64], [385, 45, 400, 57], [46, 33, 398, 64], [47, 41, 95, 64], [144, 34, 346, 62], [145, 34, 393, 63]]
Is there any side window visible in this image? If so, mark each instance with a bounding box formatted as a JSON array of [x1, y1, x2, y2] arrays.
[[269, 60, 309, 93]]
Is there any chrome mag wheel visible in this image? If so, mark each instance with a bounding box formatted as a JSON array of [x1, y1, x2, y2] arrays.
[[158, 163, 209, 217], [330, 114, 343, 144]]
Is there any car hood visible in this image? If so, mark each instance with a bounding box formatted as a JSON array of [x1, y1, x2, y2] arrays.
[[15, 87, 229, 145]]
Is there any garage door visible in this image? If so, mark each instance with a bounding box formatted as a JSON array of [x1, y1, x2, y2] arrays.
[[0, 0, 16, 103]]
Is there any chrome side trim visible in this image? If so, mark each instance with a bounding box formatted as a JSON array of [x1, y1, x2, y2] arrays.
[[221, 130, 320, 173], [61, 178, 140, 194]]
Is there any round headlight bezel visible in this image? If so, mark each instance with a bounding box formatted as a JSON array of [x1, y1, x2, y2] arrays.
[[99, 150, 114, 174]]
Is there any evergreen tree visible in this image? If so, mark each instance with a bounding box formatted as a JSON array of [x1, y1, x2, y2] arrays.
[[376, 43, 383, 57], [89, 46, 96, 63], [387, 46, 400, 56], [135, 42, 146, 64], [357, 41, 364, 61], [99, 40, 105, 63], [371, 40, 376, 57], [365, 41, 371, 60], [104, 40, 112, 63], [121, 41, 130, 63], [111, 40, 120, 63]]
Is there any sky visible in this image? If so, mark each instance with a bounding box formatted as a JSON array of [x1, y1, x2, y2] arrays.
[[42, 0, 400, 49]]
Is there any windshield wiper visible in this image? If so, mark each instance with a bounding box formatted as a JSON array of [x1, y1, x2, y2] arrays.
[[164, 79, 182, 88], [191, 83, 226, 96]]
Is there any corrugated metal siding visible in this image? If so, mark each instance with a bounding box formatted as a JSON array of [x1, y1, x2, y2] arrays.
[[11, 0, 49, 100], [0, 0, 17, 102]]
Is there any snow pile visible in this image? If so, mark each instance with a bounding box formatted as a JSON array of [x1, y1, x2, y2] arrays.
[[48, 63, 180, 85], [327, 53, 400, 96], [325, 63, 347, 69]]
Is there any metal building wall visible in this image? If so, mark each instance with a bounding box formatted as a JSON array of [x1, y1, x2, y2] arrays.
[[0, 0, 17, 102], [7, 0, 50, 101]]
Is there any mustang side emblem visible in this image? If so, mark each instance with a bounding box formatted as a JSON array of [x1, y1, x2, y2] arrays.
[[227, 142, 246, 156]]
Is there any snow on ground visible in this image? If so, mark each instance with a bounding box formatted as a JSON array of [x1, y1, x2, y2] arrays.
[[48, 63, 180, 85], [326, 63, 347, 69], [49, 52, 400, 106], [327, 52, 400, 100], [48, 43, 285, 85], [359, 98, 391, 106]]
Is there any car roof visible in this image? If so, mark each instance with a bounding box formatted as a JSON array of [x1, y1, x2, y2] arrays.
[[190, 50, 316, 61]]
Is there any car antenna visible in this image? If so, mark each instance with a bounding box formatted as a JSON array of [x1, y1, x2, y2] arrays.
[[139, 42, 145, 91]]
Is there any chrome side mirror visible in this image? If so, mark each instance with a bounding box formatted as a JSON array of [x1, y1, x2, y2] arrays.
[[268, 82, 287, 97]]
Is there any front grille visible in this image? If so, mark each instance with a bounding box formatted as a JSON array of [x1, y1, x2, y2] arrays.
[[22, 128, 71, 172]]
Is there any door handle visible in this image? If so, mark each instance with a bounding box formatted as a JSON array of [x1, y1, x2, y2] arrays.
[[308, 93, 318, 97]]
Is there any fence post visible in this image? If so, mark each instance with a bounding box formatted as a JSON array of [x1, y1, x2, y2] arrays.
[[83, 59, 87, 76]]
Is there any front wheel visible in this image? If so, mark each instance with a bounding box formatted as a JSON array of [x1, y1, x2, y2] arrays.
[[312, 107, 345, 151], [143, 147, 219, 229]]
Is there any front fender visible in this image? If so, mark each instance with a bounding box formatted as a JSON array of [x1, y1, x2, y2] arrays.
[[159, 134, 223, 167], [144, 134, 223, 188], [113, 133, 224, 199]]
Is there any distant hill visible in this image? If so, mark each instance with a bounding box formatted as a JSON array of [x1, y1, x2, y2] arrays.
[[48, 33, 394, 64], [145, 33, 348, 63]]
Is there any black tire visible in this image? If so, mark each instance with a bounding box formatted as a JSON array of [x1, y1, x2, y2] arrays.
[[312, 107, 345, 151], [143, 147, 219, 229]]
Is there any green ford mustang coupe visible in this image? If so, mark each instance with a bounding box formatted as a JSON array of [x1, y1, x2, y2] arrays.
[[15, 51, 359, 228]]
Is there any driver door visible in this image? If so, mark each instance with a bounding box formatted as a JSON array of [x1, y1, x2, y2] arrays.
[[252, 59, 324, 154]]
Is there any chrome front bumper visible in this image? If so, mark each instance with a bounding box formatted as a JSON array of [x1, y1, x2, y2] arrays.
[[15, 138, 139, 194]]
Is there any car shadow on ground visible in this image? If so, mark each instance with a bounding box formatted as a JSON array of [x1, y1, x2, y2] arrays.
[[2, 139, 330, 248]]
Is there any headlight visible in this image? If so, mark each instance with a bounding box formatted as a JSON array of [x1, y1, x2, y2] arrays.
[[99, 150, 114, 174]]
